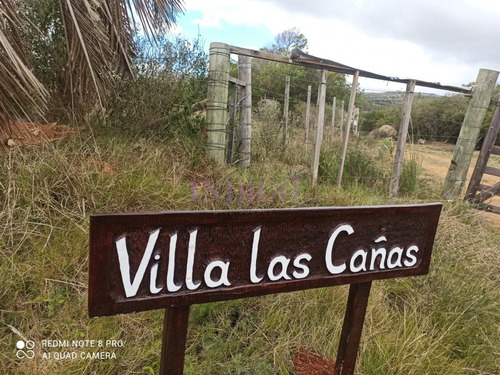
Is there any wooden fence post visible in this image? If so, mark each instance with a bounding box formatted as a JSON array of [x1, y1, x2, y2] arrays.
[[238, 55, 252, 167], [206, 42, 230, 165], [226, 87, 237, 164], [340, 100, 345, 140], [390, 80, 416, 197], [331, 97, 337, 136], [311, 70, 328, 186], [352, 108, 359, 137], [282, 75, 290, 145], [337, 71, 360, 187], [442, 68, 499, 199], [304, 85, 312, 151], [465, 93, 500, 201]]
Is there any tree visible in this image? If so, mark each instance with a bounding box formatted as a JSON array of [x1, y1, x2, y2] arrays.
[[261, 27, 308, 56], [0, 0, 183, 126], [254, 28, 349, 114]]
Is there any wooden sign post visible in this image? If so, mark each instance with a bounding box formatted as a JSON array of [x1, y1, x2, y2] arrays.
[[89, 204, 441, 374]]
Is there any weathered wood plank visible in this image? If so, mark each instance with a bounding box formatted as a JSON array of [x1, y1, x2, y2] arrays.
[[465, 93, 500, 200], [478, 184, 490, 191], [487, 205, 500, 214], [484, 165, 500, 177], [443, 69, 499, 199], [226, 87, 237, 164], [490, 145, 500, 156], [471, 182, 500, 203], [238, 55, 252, 167], [304, 85, 312, 151], [228, 76, 246, 87], [478, 204, 500, 215], [390, 80, 416, 196], [206, 43, 230, 165], [226, 45, 470, 94], [311, 70, 327, 185], [337, 71, 359, 187], [282, 75, 290, 145]]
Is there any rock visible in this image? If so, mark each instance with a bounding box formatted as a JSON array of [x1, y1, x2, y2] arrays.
[[7, 139, 16, 147], [370, 125, 397, 139], [417, 138, 426, 144], [378, 125, 398, 138]]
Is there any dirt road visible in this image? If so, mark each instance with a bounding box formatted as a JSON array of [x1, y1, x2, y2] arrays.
[[413, 142, 500, 230]]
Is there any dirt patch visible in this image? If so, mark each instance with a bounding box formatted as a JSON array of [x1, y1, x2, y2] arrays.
[[293, 348, 336, 375], [0, 121, 85, 154]]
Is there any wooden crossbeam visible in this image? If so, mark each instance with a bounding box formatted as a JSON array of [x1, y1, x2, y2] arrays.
[[228, 76, 246, 87], [491, 145, 500, 156], [227, 44, 471, 94], [487, 205, 500, 214], [484, 165, 500, 177], [471, 182, 500, 203], [465, 92, 500, 203]]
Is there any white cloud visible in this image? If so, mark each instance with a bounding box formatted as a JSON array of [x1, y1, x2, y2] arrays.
[[169, 24, 183, 35], [181, 0, 500, 91], [185, 0, 280, 28]]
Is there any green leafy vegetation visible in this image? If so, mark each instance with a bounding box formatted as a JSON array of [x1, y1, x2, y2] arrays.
[[103, 35, 208, 139], [360, 91, 500, 146]]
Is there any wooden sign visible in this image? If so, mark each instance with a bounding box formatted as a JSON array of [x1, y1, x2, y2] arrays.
[[89, 204, 441, 318], [89, 203, 441, 375]]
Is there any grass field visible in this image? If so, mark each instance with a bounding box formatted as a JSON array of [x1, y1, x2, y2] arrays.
[[1, 127, 499, 374]]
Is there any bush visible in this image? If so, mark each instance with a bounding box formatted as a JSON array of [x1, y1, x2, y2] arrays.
[[103, 35, 208, 139]]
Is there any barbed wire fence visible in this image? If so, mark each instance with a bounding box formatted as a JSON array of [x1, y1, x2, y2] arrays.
[[206, 42, 497, 198]]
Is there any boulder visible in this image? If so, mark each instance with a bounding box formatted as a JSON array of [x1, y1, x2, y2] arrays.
[[370, 125, 397, 139]]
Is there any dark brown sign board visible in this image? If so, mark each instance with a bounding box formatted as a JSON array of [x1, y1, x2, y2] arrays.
[[89, 203, 441, 374]]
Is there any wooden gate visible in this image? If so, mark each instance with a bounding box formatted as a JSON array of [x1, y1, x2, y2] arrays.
[[465, 100, 500, 213]]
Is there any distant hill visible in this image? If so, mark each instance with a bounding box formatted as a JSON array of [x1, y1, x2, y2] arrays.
[[362, 91, 439, 108]]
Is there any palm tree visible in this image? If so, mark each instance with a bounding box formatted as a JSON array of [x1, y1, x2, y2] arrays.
[[0, 0, 183, 129]]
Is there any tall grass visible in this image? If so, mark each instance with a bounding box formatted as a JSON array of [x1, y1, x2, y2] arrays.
[[1, 129, 498, 374], [317, 139, 391, 201], [400, 152, 422, 195]]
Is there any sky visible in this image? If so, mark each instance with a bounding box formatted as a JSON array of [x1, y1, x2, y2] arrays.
[[173, 0, 500, 94]]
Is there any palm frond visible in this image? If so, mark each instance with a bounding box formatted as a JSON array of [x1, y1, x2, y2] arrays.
[[126, 0, 184, 38], [0, 0, 184, 125], [58, 0, 184, 115], [0, 0, 48, 127], [59, 0, 113, 110]]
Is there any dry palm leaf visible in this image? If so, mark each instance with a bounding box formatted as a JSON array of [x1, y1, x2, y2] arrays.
[[0, 0, 48, 130], [0, 0, 184, 125], [59, 0, 184, 115]]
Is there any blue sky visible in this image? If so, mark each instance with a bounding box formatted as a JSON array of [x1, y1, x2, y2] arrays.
[[176, 11, 274, 51], [173, 1, 500, 94]]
